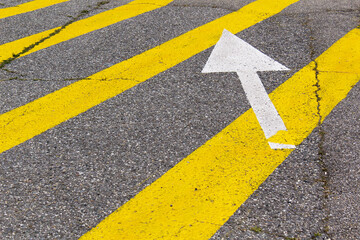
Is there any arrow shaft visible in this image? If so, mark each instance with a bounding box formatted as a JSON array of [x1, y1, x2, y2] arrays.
[[236, 72, 286, 139]]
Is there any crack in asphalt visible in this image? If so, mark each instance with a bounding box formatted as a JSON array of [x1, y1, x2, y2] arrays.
[[0, 0, 111, 70], [306, 16, 332, 239]]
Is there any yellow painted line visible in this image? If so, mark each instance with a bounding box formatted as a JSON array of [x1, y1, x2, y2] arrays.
[[0, 0, 174, 62], [0, 0, 299, 154], [0, 0, 69, 20], [80, 28, 360, 239]]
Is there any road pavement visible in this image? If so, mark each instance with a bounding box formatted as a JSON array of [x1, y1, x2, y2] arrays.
[[0, 0, 359, 239]]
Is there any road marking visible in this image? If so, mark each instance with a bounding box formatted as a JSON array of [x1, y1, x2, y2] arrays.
[[0, 0, 299, 154], [80, 27, 360, 239], [0, 0, 69, 20], [202, 29, 294, 149], [0, 0, 174, 63]]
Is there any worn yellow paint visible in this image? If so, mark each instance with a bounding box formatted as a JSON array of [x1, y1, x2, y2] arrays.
[[79, 28, 360, 239], [0, 0, 69, 20], [0, 0, 174, 62], [0, 0, 299, 154]]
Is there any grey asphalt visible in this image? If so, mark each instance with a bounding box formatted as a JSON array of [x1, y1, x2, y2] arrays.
[[0, 0, 359, 239]]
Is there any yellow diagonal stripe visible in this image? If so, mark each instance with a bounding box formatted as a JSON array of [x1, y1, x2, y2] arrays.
[[0, 0, 69, 20], [0, 0, 174, 62], [0, 0, 299, 154], [80, 28, 360, 240]]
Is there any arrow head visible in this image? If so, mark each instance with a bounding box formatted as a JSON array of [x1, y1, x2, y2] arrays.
[[202, 29, 289, 73]]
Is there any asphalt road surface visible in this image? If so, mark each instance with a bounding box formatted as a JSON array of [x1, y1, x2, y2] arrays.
[[0, 0, 359, 239]]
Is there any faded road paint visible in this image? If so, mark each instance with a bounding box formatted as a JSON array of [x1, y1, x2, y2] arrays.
[[0, 0, 69, 20], [0, 0, 174, 64], [79, 28, 360, 239], [0, 0, 299, 154]]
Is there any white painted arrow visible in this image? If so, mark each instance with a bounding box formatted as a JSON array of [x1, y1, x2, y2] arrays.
[[202, 29, 295, 149]]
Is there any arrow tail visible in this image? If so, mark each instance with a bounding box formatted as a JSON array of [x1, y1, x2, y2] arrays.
[[236, 71, 287, 139]]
